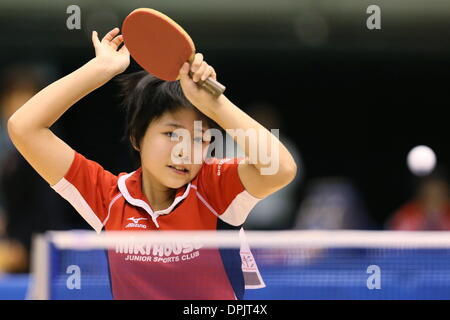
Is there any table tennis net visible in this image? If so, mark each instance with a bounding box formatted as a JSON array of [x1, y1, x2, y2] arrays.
[[28, 230, 450, 299]]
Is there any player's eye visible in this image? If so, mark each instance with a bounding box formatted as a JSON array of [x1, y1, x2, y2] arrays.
[[164, 132, 178, 139]]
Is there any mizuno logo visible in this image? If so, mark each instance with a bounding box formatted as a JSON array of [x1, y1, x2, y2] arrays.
[[125, 217, 148, 229], [127, 217, 148, 224]]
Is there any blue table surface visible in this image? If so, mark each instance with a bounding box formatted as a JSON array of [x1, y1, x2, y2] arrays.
[[0, 274, 30, 300]]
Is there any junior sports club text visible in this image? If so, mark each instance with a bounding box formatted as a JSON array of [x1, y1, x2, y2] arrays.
[[115, 241, 203, 263]]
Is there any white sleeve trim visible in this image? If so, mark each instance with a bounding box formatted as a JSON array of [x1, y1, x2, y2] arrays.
[[51, 178, 104, 234], [103, 193, 123, 226], [219, 190, 261, 226], [190, 184, 220, 218]]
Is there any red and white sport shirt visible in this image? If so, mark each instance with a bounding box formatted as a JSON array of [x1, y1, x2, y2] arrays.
[[51, 151, 265, 299]]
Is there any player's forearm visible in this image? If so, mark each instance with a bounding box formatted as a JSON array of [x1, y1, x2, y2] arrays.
[[208, 95, 297, 177], [8, 58, 114, 132]]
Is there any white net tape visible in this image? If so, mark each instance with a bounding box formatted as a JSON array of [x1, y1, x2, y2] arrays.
[[49, 230, 450, 250]]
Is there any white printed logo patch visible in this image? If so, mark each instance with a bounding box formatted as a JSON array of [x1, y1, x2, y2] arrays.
[[125, 217, 148, 229]]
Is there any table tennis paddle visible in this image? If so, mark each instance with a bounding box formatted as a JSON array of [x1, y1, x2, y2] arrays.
[[122, 8, 226, 98]]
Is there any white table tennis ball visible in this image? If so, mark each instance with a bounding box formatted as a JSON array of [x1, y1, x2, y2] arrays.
[[407, 145, 437, 176]]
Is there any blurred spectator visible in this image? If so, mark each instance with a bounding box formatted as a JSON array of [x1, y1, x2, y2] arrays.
[[386, 170, 450, 230], [0, 64, 70, 272], [0, 240, 28, 274], [294, 177, 373, 230], [240, 102, 302, 230]]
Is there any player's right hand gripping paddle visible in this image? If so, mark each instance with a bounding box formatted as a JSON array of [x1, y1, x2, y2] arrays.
[[122, 8, 226, 98]]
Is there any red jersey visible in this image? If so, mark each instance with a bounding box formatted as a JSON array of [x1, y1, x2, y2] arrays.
[[51, 151, 265, 299]]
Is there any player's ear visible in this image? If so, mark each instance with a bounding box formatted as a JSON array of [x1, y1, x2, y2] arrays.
[[130, 136, 140, 151]]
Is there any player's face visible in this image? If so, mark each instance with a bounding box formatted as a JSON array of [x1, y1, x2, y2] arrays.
[[139, 108, 210, 189]]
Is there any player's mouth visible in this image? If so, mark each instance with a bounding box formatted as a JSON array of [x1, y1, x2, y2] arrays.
[[167, 165, 189, 175]]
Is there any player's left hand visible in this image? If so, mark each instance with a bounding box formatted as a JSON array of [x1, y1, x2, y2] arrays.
[[178, 53, 221, 115]]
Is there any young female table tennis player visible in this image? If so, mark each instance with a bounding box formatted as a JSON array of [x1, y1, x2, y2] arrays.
[[7, 28, 297, 299]]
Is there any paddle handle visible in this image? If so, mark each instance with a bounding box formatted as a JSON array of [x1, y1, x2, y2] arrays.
[[188, 71, 226, 98]]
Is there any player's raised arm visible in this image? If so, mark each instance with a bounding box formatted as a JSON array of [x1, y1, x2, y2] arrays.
[[7, 28, 129, 186], [179, 54, 297, 199]]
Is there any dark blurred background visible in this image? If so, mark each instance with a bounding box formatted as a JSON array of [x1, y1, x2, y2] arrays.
[[0, 0, 449, 270]]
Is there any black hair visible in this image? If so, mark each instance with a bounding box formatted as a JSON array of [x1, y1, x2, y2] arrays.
[[115, 71, 217, 166]]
